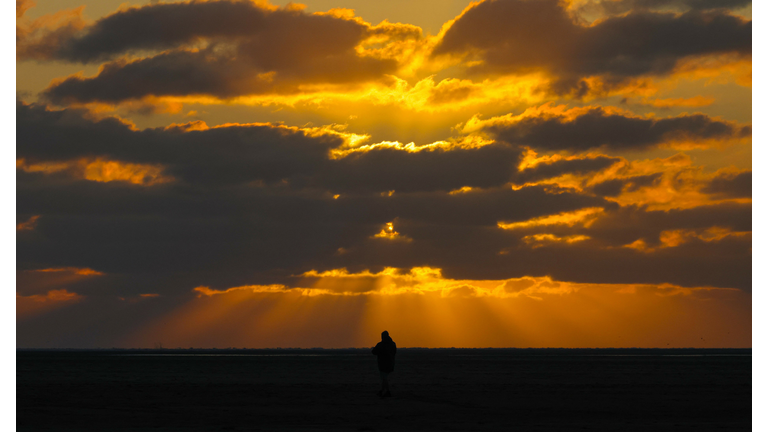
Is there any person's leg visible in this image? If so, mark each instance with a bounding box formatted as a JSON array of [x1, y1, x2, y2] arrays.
[[382, 373, 391, 396], [378, 371, 386, 396]]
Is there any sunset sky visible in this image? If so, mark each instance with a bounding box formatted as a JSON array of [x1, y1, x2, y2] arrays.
[[15, 0, 753, 348]]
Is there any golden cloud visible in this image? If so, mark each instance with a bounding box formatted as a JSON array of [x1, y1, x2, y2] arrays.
[[624, 226, 750, 253], [188, 265, 740, 303], [522, 233, 591, 248], [498, 207, 604, 230], [17, 157, 173, 185], [372, 222, 411, 241]]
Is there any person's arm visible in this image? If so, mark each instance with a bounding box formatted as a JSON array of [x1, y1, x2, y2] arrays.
[[372, 344, 379, 355]]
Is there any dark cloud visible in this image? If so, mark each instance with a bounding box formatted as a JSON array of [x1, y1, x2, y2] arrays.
[[577, 0, 751, 17], [580, 202, 751, 246], [20, 1, 372, 63], [19, 102, 522, 192], [45, 0, 274, 63], [314, 144, 523, 193], [17, 102, 342, 186], [18, 163, 750, 294], [417, 202, 751, 289], [484, 107, 749, 151], [701, 170, 751, 198], [44, 50, 276, 103], [21, 1, 413, 102], [16, 102, 604, 290], [43, 45, 397, 103], [17, 168, 611, 295], [317, 202, 751, 290], [590, 179, 625, 197], [23, 102, 626, 194], [432, 0, 750, 94], [17, 101, 750, 301]]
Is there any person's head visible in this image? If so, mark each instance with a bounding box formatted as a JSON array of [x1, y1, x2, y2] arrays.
[[381, 331, 390, 340]]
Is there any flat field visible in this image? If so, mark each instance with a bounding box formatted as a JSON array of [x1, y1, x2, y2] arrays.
[[17, 348, 751, 431]]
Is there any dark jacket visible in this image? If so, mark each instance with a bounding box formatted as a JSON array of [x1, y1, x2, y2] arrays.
[[372, 337, 397, 373]]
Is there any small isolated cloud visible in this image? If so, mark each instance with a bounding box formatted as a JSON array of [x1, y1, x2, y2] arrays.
[[31, 267, 103, 276], [522, 234, 590, 248], [16, 214, 39, 231], [372, 222, 412, 242]]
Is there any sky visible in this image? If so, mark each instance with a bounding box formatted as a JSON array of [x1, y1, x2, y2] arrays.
[[15, 0, 753, 348]]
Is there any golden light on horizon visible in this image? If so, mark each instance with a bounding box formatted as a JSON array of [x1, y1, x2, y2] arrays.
[[118, 266, 750, 349]]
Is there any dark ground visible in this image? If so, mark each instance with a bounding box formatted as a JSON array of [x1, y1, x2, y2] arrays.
[[17, 348, 751, 431]]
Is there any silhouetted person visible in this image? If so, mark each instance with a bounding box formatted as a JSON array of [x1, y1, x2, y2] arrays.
[[372, 330, 397, 397]]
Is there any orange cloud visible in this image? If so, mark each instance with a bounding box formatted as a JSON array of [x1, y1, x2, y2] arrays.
[[506, 150, 750, 211], [624, 226, 750, 253], [17, 289, 84, 319], [32, 267, 103, 276], [672, 54, 752, 87], [16, 3, 86, 61], [522, 233, 590, 248], [17, 158, 173, 185], [592, 155, 751, 210], [17, 267, 104, 302], [498, 207, 604, 230], [17, 0, 35, 18], [190, 266, 732, 300], [16, 215, 39, 231]]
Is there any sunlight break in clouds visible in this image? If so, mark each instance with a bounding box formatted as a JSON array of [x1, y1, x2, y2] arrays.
[[119, 266, 750, 348], [16, 0, 750, 349]]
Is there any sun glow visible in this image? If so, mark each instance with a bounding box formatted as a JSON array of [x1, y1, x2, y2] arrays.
[[373, 222, 410, 241], [16, 0, 752, 350], [123, 266, 749, 348]]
